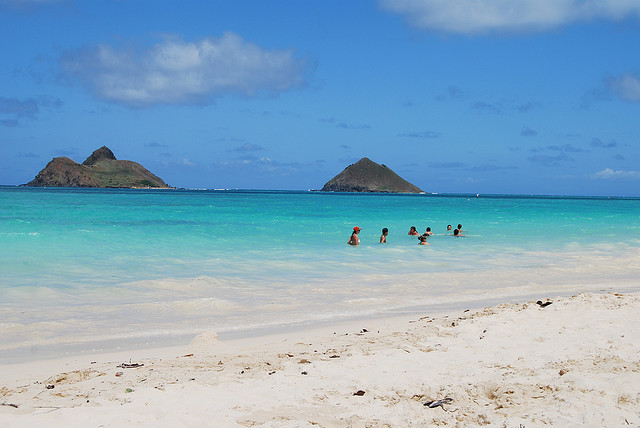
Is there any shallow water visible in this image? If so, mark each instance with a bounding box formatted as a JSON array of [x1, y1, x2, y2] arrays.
[[1, 187, 639, 362]]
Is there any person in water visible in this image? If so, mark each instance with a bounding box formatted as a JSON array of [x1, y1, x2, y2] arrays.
[[408, 226, 419, 236], [418, 234, 430, 245], [457, 224, 463, 231], [380, 227, 388, 243], [348, 226, 361, 246], [453, 228, 465, 237], [446, 224, 452, 232], [424, 227, 434, 236]]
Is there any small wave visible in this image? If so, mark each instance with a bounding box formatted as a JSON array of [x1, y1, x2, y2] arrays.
[[0, 231, 40, 237]]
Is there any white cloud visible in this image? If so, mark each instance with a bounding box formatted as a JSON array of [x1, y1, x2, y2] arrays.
[[590, 168, 640, 179], [398, 131, 440, 138], [0, 95, 62, 126], [212, 156, 324, 176], [61, 33, 307, 107], [607, 73, 640, 102], [232, 143, 264, 153], [379, 0, 640, 34]]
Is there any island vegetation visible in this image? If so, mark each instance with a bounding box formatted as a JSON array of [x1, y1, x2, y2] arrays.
[[24, 146, 170, 188], [321, 157, 424, 193]]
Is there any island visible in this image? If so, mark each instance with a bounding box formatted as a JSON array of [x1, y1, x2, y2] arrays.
[[321, 157, 424, 193], [24, 146, 170, 188]]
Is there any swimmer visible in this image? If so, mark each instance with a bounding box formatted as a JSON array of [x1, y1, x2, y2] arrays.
[[408, 226, 419, 236], [457, 224, 463, 231], [380, 227, 388, 243], [446, 224, 452, 232], [418, 234, 430, 245], [424, 227, 434, 236], [348, 226, 361, 246], [453, 228, 465, 237]]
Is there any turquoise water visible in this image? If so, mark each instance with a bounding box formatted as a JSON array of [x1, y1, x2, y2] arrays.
[[2, 187, 640, 361]]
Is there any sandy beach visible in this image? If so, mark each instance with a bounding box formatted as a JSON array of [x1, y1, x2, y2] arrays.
[[1, 291, 639, 427]]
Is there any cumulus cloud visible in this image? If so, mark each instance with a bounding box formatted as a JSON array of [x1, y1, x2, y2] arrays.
[[398, 131, 440, 139], [435, 85, 464, 101], [60, 33, 308, 107], [213, 156, 324, 176], [527, 152, 573, 166], [321, 117, 370, 130], [560, 144, 589, 153], [591, 137, 617, 148], [160, 156, 197, 168], [336, 122, 371, 130], [530, 144, 588, 153], [518, 101, 539, 112], [590, 168, 640, 179], [1, 119, 18, 127], [379, 0, 640, 34], [232, 143, 264, 153], [607, 72, 640, 102], [0, 95, 62, 126], [471, 101, 502, 114], [0, 97, 38, 118], [145, 142, 167, 148]]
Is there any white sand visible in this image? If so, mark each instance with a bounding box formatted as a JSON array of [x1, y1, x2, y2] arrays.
[[1, 291, 639, 427]]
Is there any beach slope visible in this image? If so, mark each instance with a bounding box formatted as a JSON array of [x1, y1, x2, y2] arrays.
[[1, 292, 639, 427]]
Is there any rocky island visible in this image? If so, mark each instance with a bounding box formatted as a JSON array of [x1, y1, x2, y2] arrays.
[[321, 157, 424, 193], [24, 146, 170, 188]]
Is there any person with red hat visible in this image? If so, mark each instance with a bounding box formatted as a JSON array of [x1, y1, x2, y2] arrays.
[[348, 226, 361, 246]]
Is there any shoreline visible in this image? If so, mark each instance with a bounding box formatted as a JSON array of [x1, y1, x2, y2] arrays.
[[4, 185, 640, 198], [2, 290, 639, 426], [4, 284, 634, 366]]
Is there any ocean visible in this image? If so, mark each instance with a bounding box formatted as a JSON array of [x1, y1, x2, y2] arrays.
[[1, 186, 640, 362]]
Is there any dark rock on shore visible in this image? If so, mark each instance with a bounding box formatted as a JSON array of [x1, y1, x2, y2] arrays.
[[24, 146, 170, 188], [321, 158, 424, 193]]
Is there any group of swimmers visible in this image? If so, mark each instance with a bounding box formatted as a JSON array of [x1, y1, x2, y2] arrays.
[[348, 224, 464, 246]]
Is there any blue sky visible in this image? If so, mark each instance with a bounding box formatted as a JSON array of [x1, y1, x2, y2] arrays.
[[1, 0, 639, 195]]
